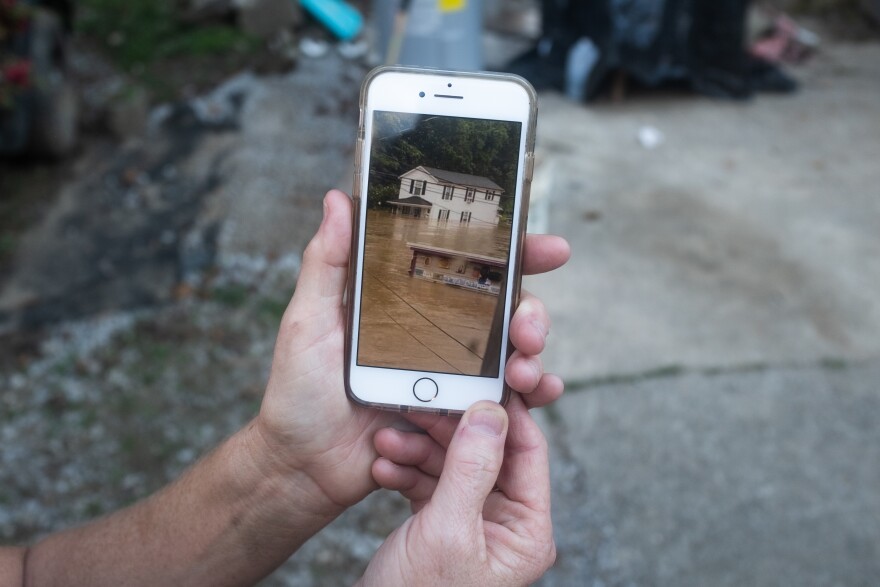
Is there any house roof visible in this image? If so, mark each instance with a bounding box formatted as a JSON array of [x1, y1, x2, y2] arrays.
[[386, 196, 432, 207], [407, 242, 507, 267], [403, 166, 504, 192]]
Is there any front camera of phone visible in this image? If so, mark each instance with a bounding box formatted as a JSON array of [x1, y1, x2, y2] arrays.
[[448, 83, 452, 88], [419, 91, 425, 98]]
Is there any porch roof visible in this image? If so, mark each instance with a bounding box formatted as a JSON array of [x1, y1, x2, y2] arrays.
[[386, 196, 432, 208]]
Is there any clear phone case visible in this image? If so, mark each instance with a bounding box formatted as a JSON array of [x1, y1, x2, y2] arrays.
[[344, 65, 539, 415]]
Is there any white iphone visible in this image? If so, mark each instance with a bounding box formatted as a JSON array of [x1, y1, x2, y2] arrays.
[[345, 66, 538, 415]]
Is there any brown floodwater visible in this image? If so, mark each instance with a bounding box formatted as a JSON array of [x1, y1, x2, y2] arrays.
[[357, 210, 512, 376]]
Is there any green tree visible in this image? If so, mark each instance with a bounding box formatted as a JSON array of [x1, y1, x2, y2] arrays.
[[367, 183, 400, 210], [367, 112, 521, 217]]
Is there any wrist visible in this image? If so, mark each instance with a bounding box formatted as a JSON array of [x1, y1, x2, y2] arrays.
[[238, 417, 348, 523]]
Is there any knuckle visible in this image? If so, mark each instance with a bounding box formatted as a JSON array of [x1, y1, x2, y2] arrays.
[[456, 450, 497, 477], [519, 298, 542, 321], [415, 438, 436, 464], [277, 317, 306, 350], [544, 538, 558, 569], [534, 428, 550, 454], [302, 238, 321, 262], [524, 537, 557, 581], [529, 357, 544, 382], [280, 316, 302, 335]]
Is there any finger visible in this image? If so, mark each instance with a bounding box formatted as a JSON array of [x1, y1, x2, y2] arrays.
[[402, 412, 460, 449], [495, 394, 551, 512], [372, 458, 439, 510], [374, 428, 447, 478], [522, 234, 571, 276], [287, 190, 352, 315], [427, 402, 508, 527], [509, 291, 550, 357], [505, 351, 543, 394], [521, 374, 565, 409]]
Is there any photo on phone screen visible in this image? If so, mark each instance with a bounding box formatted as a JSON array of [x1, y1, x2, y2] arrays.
[[356, 111, 523, 378]]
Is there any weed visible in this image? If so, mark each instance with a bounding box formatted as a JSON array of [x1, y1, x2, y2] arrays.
[[51, 354, 77, 376], [116, 394, 138, 417], [819, 357, 848, 371], [0, 233, 15, 257], [144, 341, 172, 363], [110, 467, 126, 486], [139, 369, 159, 386], [211, 285, 250, 307], [76, 0, 258, 72], [565, 358, 857, 393], [703, 362, 770, 376], [566, 364, 686, 392], [85, 499, 104, 518], [80, 407, 98, 429], [120, 433, 138, 456], [257, 297, 288, 323]]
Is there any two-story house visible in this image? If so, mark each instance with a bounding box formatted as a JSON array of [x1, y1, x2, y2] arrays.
[[386, 166, 504, 225]]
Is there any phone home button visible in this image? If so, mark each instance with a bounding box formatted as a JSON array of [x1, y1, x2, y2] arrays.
[[412, 378, 438, 403]]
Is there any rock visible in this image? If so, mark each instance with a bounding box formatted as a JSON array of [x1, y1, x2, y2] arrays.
[[187, 71, 255, 128], [237, 0, 301, 39]]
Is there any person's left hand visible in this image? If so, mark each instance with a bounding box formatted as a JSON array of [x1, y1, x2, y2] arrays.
[[359, 395, 557, 586], [252, 190, 570, 513]]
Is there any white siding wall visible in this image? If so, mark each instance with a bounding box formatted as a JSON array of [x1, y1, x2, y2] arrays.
[[399, 169, 501, 226], [398, 169, 435, 200]]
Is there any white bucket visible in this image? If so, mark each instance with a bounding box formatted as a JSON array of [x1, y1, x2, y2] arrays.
[[372, 0, 484, 71]]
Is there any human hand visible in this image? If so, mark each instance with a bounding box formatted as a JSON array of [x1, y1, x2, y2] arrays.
[[253, 190, 570, 512], [360, 395, 556, 586]]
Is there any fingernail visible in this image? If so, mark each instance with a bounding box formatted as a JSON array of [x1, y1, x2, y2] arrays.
[[468, 408, 505, 438]]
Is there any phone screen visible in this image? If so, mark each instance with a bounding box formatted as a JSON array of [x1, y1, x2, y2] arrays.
[[356, 111, 523, 378]]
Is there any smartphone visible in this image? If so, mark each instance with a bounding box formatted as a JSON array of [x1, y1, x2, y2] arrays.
[[345, 66, 537, 414]]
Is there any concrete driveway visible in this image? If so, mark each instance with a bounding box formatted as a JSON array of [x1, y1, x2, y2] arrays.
[[528, 41, 880, 586]]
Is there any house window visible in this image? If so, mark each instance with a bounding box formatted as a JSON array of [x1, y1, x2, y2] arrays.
[[460, 211, 472, 224], [442, 185, 454, 200], [409, 179, 426, 196], [485, 190, 496, 201], [438, 209, 450, 222], [465, 188, 476, 203]]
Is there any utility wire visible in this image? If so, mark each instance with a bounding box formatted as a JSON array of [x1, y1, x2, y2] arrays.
[[366, 273, 487, 364]]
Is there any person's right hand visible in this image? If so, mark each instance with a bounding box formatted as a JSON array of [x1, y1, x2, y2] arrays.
[[358, 395, 556, 586], [252, 190, 570, 513]]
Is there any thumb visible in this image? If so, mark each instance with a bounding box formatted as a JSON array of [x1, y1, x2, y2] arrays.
[[429, 401, 508, 523], [289, 190, 352, 314]]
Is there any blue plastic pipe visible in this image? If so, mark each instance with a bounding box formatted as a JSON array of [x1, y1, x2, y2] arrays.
[[299, 0, 364, 41]]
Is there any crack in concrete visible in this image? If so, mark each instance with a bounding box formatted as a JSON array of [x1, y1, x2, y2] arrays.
[[561, 357, 878, 394]]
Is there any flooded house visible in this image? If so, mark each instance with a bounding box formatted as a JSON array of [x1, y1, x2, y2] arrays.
[[407, 242, 506, 296], [386, 166, 503, 225]]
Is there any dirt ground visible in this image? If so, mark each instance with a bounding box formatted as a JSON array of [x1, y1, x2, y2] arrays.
[[0, 48, 393, 585]]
